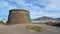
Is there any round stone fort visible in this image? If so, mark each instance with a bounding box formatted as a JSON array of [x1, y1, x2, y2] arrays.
[[7, 9, 31, 24]]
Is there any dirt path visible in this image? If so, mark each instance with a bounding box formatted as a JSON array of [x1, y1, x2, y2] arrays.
[[0, 24, 60, 34]]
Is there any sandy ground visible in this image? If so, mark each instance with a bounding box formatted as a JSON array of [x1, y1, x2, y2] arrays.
[[0, 24, 60, 34]]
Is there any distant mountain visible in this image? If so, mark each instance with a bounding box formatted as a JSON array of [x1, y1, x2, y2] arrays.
[[33, 16, 60, 22]]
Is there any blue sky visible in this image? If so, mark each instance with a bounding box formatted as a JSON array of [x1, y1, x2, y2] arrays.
[[0, 0, 60, 20]]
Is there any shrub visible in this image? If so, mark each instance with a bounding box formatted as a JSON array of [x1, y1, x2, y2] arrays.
[[26, 26, 42, 32]]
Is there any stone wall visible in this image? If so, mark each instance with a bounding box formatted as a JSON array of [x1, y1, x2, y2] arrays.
[[7, 9, 31, 24]]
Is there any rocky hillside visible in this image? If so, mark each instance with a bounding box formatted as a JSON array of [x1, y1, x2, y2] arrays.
[[33, 16, 60, 23]]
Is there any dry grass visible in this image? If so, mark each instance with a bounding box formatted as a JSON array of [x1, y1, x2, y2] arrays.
[[25, 25, 42, 32]]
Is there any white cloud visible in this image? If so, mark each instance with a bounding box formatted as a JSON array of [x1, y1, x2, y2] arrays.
[[0, 1, 8, 7], [25, 3, 41, 10], [6, 0, 60, 11], [0, 0, 18, 19], [1, 1, 21, 11], [9, 0, 26, 5], [0, 0, 60, 19], [45, 0, 60, 11]]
